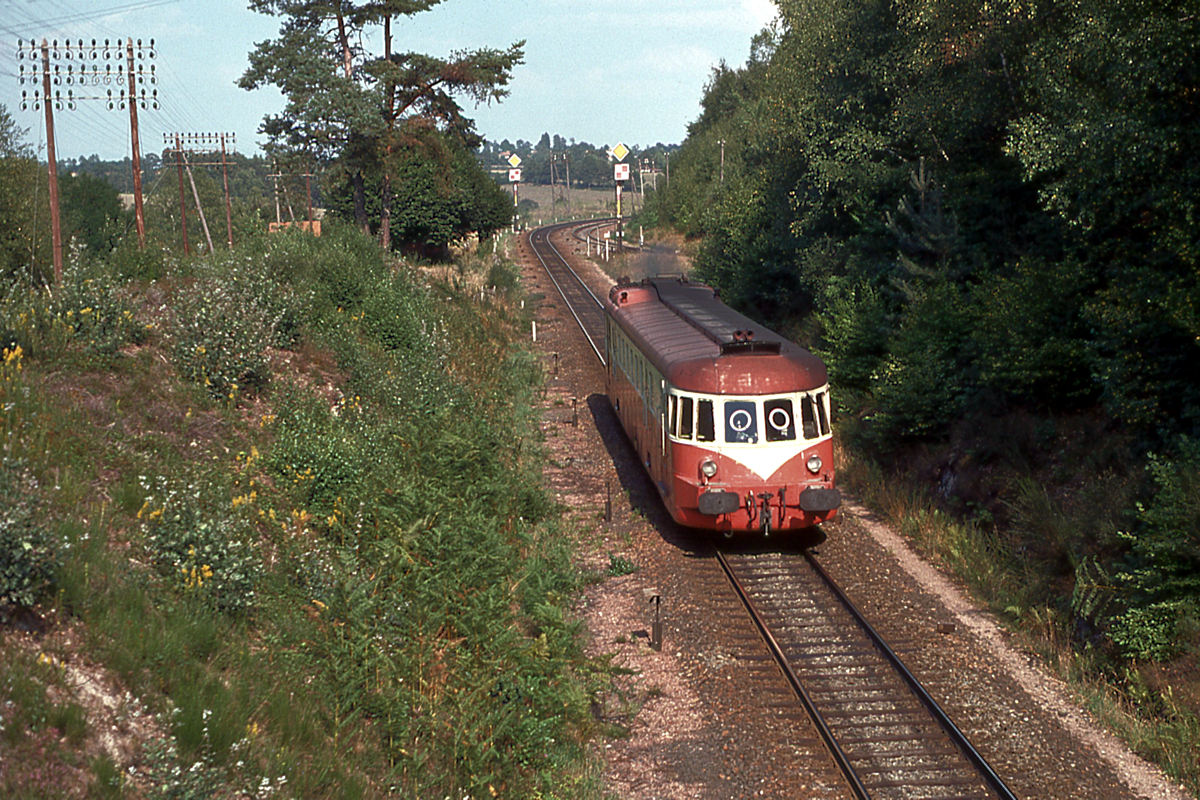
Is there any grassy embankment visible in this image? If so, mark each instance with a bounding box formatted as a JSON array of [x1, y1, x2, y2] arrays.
[[836, 429, 1200, 795], [0, 224, 610, 798]]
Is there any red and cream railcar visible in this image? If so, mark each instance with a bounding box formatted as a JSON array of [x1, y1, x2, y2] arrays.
[[605, 276, 840, 534]]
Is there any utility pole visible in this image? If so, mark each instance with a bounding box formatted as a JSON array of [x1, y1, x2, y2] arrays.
[[37, 41, 62, 283], [219, 133, 233, 248], [270, 160, 282, 225], [166, 133, 239, 249], [718, 139, 726, 184], [18, 38, 158, 269], [267, 164, 312, 226], [549, 151, 571, 221], [123, 38, 154, 248], [549, 150, 558, 222], [171, 134, 190, 255], [564, 151, 571, 217]]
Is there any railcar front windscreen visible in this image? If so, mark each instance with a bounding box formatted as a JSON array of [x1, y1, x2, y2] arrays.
[[667, 390, 831, 445]]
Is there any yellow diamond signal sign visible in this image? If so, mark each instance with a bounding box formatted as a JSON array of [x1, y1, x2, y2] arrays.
[[612, 142, 629, 161], [507, 154, 522, 168]]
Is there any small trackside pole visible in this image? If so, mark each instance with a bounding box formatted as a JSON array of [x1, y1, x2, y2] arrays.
[[644, 588, 663, 652]]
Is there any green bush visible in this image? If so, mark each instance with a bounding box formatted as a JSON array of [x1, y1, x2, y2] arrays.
[[1107, 438, 1200, 660], [138, 475, 262, 615], [869, 282, 975, 440], [168, 276, 277, 398], [267, 389, 370, 520], [815, 280, 891, 391], [259, 223, 380, 315], [0, 459, 59, 610], [0, 256, 143, 363]]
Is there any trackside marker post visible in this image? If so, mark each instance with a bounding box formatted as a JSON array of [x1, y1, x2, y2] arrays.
[[643, 588, 663, 651]]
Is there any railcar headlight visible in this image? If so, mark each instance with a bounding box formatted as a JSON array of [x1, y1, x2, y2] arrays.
[[806, 454, 822, 474], [700, 458, 718, 478]]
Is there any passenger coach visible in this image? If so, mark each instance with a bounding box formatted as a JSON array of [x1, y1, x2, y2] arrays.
[[605, 276, 840, 534]]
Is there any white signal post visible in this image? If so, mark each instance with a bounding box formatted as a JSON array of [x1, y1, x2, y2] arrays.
[[508, 153, 522, 232], [612, 142, 630, 248]]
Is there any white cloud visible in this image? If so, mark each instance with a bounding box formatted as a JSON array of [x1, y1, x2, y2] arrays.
[[740, 0, 780, 29]]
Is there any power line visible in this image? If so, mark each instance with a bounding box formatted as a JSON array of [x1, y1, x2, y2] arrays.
[[2, 0, 185, 37]]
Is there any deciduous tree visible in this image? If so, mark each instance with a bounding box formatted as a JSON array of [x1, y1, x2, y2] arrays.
[[240, 1, 523, 249]]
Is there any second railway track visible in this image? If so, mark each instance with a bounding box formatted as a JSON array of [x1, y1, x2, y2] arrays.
[[528, 220, 609, 364]]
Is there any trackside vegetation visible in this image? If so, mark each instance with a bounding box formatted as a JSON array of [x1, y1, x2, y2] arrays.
[[0, 221, 607, 798], [646, 0, 1200, 791]]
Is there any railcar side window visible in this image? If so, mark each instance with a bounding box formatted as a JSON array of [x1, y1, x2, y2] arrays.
[[816, 390, 831, 436], [764, 398, 795, 442], [696, 399, 715, 442], [680, 397, 694, 439], [669, 395, 678, 434], [801, 395, 818, 439], [724, 400, 758, 444]]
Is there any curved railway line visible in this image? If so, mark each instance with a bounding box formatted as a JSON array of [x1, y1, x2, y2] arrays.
[[527, 220, 1019, 799]]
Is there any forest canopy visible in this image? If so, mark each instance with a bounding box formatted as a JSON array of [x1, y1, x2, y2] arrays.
[[649, 0, 1200, 665]]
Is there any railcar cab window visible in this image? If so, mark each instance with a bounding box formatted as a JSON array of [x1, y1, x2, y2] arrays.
[[724, 400, 758, 443], [697, 399, 715, 442], [668, 393, 713, 442], [800, 391, 832, 439], [764, 398, 795, 442]]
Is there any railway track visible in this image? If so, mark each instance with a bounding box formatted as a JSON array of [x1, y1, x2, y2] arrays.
[[527, 220, 609, 364], [526, 220, 1018, 799], [717, 547, 1017, 799]]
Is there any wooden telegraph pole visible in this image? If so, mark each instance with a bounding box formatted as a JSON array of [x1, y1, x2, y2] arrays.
[[165, 133, 238, 252], [39, 41, 63, 284], [219, 134, 234, 248], [17, 38, 158, 276], [125, 38, 147, 248], [172, 133, 191, 255]]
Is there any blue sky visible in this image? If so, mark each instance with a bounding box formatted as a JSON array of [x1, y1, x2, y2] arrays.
[[1, 0, 778, 161]]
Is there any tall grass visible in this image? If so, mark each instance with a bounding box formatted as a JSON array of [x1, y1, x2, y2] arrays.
[[0, 223, 605, 798]]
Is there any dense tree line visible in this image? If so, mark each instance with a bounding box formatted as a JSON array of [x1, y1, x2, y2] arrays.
[[650, 1, 1199, 665]]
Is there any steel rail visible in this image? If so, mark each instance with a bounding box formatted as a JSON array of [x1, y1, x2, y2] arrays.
[[718, 543, 1021, 799], [715, 549, 873, 800], [527, 221, 608, 365], [804, 551, 1019, 800]]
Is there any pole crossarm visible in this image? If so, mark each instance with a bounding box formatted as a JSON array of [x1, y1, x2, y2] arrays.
[[16, 38, 157, 111], [161, 132, 237, 156]]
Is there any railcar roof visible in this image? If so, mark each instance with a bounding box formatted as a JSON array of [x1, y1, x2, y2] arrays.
[[608, 277, 827, 393]]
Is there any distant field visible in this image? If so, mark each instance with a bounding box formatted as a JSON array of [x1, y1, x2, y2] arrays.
[[509, 183, 649, 226]]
